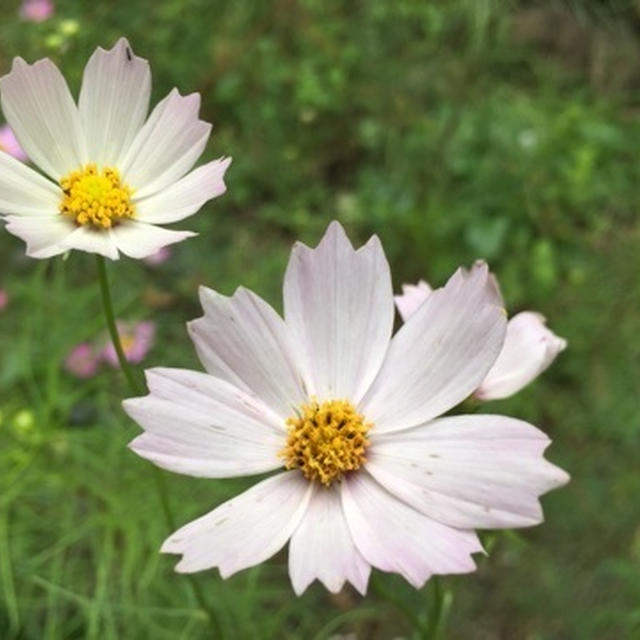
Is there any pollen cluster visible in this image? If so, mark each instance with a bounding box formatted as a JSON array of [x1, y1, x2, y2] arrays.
[[59, 164, 135, 229], [281, 399, 371, 486]]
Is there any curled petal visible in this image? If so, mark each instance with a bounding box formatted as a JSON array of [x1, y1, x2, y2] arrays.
[[475, 311, 567, 400]]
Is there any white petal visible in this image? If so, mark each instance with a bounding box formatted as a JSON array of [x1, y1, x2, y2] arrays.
[[59, 225, 119, 259], [283, 221, 394, 403], [135, 157, 231, 224], [79, 37, 151, 167], [109, 220, 195, 259], [119, 89, 211, 198], [368, 414, 569, 530], [0, 57, 86, 179], [341, 472, 482, 588], [4, 214, 74, 258], [394, 280, 432, 322], [289, 486, 371, 595], [0, 150, 60, 215], [189, 286, 307, 420], [360, 261, 506, 434], [476, 311, 567, 400], [124, 368, 285, 478], [162, 472, 312, 577]]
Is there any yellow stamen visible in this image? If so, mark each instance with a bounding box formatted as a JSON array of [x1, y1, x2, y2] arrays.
[[281, 399, 371, 486], [59, 164, 135, 229]]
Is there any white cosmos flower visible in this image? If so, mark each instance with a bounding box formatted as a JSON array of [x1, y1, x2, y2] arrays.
[[395, 279, 567, 401], [0, 38, 230, 259], [124, 222, 569, 595]]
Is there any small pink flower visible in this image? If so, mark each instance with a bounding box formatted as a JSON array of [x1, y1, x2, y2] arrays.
[[395, 279, 566, 400], [143, 246, 172, 266], [0, 289, 8, 311], [0, 124, 28, 162], [102, 321, 155, 367], [64, 343, 100, 379], [19, 0, 54, 22]]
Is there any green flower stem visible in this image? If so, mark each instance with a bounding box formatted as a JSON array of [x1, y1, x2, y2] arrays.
[[95, 255, 224, 638], [95, 256, 142, 395], [423, 577, 452, 640]]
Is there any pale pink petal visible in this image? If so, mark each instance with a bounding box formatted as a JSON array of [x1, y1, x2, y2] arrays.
[[367, 414, 569, 529], [283, 221, 394, 403], [78, 38, 151, 167], [162, 472, 313, 576], [360, 262, 506, 434], [394, 280, 432, 322], [0, 289, 8, 311], [189, 286, 307, 420], [135, 157, 231, 224], [341, 472, 482, 588], [119, 89, 210, 198], [124, 368, 285, 478], [289, 486, 371, 595], [0, 150, 60, 215], [0, 57, 86, 180], [4, 214, 74, 258], [0, 124, 28, 161], [109, 221, 195, 259], [60, 225, 119, 259], [475, 311, 567, 400]]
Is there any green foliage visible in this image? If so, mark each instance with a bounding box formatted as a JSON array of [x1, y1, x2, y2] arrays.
[[1, 0, 640, 638]]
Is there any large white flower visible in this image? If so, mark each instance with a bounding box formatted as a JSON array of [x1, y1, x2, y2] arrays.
[[0, 38, 230, 259], [124, 222, 569, 595], [395, 279, 567, 400]]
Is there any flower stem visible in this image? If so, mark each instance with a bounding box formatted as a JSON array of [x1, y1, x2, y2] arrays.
[[95, 255, 142, 395], [422, 577, 452, 640], [95, 255, 224, 638]]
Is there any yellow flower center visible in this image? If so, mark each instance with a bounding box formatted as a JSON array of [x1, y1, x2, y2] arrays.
[[281, 399, 371, 486], [59, 164, 135, 229]]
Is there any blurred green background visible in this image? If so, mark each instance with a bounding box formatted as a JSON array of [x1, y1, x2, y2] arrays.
[[1, 0, 640, 638]]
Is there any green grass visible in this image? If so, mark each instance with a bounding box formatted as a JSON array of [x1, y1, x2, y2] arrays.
[[1, 1, 640, 638]]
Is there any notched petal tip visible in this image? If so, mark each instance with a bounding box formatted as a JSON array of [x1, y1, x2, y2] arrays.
[[121, 396, 147, 419], [197, 283, 224, 308], [96, 36, 150, 66]]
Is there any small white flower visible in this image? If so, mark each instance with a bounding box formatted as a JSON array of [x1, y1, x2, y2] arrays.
[[395, 278, 567, 401], [0, 38, 230, 259], [124, 222, 568, 595]]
